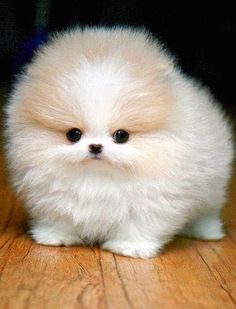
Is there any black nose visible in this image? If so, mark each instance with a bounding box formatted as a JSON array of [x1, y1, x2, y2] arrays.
[[89, 144, 103, 154]]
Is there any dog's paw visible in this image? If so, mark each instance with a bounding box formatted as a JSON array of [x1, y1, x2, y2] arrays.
[[29, 223, 81, 246], [180, 213, 226, 240], [102, 240, 161, 259]]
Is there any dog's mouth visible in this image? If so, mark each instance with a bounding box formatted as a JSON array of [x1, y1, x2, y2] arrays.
[[81, 153, 106, 165], [81, 153, 114, 167], [91, 155, 102, 160], [89, 153, 103, 161]]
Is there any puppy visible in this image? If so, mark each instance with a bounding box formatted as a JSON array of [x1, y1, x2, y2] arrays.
[[5, 27, 234, 258]]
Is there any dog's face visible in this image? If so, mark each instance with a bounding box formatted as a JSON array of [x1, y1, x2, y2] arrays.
[[7, 29, 176, 177]]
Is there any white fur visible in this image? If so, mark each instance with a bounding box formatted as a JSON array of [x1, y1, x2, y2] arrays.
[[5, 27, 234, 258]]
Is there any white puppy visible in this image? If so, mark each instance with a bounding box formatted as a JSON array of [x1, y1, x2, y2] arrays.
[[5, 27, 234, 258]]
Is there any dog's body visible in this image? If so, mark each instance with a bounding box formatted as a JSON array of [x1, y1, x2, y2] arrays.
[[6, 27, 233, 258]]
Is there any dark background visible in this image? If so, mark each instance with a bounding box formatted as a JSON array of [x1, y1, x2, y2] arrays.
[[0, 0, 235, 113]]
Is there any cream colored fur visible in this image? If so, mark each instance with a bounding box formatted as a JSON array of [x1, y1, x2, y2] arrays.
[[5, 27, 234, 258]]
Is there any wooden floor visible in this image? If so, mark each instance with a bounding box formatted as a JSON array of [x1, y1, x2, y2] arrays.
[[0, 89, 236, 309]]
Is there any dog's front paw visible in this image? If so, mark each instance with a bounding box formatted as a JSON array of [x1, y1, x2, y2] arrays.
[[102, 240, 161, 259], [29, 223, 81, 246]]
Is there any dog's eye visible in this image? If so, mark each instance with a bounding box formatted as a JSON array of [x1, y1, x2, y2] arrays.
[[66, 128, 82, 142], [113, 129, 129, 143]]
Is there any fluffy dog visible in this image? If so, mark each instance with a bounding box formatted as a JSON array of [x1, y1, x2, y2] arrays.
[[5, 27, 234, 258]]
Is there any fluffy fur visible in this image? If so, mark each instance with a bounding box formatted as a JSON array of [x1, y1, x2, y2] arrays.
[[5, 27, 234, 258]]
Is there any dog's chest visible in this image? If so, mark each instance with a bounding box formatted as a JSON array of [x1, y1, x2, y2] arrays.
[[53, 173, 159, 233]]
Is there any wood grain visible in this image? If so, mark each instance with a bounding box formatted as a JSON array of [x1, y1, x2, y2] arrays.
[[0, 88, 236, 308]]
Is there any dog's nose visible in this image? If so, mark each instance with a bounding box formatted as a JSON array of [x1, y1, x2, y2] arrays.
[[89, 144, 103, 154]]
